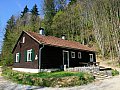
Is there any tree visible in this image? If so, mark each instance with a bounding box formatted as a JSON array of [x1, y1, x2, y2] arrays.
[[30, 4, 41, 32], [55, 0, 67, 11], [51, 0, 120, 63], [20, 5, 30, 26], [69, 0, 77, 5], [0, 4, 42, 66], [1, 15, 16, 66], [43, 0, 56, 35], [31, 4, 39, 16], [21, 5, 29, 18]]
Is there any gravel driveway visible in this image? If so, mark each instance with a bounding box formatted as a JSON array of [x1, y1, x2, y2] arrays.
[[0, 75, 120, 90]]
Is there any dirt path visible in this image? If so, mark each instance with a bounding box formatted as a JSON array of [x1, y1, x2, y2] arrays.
[[37, 75, 120, 90]]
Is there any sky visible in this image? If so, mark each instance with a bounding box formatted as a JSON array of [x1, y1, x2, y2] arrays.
[[0, 0, 44, 52]]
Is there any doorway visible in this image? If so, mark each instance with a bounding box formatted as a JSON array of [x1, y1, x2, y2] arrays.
[[89, 54, 94, 62], [63, 50, 69, 67]]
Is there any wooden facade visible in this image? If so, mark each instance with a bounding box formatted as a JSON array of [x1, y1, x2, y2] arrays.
[[12, 31, 96, 72], [41, 45, 96, 69], [13, 32, 39, 69]]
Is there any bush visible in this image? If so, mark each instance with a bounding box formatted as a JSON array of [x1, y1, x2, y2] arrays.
[[2, 67, 94, 87], [112, 69, 119, 76]]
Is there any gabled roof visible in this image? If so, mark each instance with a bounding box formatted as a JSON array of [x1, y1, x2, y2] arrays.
[[12, 31, 95, 53], [24, 31, 95, 52]]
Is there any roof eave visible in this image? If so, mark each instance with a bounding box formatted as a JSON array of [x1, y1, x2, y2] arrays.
[[43, 43, 95, 52]]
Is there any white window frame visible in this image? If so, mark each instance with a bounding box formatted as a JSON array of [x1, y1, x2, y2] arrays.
[[78, 52, 82, 59], [22, 37, 25, 43], [16, 53, 19, 62], [71, 51, 75, 58], [27, 49, 32, 61]]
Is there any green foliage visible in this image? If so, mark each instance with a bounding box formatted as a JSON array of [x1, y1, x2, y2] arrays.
[[51, 0, 120, 61], [31, 4, 39, 16], [43, 0, 56, 35], [30, 4, 40, 32], [1, 15, 16, 66], [69, 0, 77, 5], [56, 0, 67, 11], [112, 69, 119, 76], [1, 4, 41, 66], [52, 2, 94, 44], [2, 67, 94, 87], [1, 0, 120, 67], [21, 5, 29, 18]]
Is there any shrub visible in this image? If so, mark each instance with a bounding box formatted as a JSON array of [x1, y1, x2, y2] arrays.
[[2, 67, 94, 87], [112, 69, 119, 76]]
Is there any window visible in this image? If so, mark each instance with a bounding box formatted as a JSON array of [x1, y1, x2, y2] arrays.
[[27, 49, 32, 61], [25, 49, 35, 62], [16, 53, 20, 62], [78, 52, 82, 59], [89, 54, 93, 62], [22, 37, 25, 43], [71, 52, 75, 58]]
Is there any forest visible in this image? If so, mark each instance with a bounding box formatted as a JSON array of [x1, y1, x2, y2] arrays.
[[0, 0, 120, 66]]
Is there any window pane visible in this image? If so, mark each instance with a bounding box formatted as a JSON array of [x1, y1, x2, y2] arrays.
[[16, 53, 19, 62], [27, 49, 32, 61], [23, 37, 25, 43], [78, 52, 81, 59], [71, 52, 75, 58]]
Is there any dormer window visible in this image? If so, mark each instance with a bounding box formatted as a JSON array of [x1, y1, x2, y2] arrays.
[[22, 37, 25, 43]]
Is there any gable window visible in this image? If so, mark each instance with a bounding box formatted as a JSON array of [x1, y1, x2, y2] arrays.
[[15, 53, 20, 62], [78, 52, 82, 59], [22, 37, 25, 43], [71, 51, 75, 58], [27, 49, 32, 61]]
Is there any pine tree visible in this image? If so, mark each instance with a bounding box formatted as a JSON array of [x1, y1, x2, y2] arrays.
[[21, 5, 29, 18], [1, 15, 16, 66], [30, 4, 40, 32], [31, 4, 39, 16], [43, 0, 56, 35], [4, 15, 15, 39], [20, 5, 30, 26]]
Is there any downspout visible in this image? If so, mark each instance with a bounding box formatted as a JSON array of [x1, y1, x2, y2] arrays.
[[39, 44, 44, 72]]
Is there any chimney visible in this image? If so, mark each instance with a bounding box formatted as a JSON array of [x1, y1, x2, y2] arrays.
[[62, 35, 65, 40], [39, 27, 45, 35]]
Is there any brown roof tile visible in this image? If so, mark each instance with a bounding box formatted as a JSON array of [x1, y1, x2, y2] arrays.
[[25, 31, 95, 52]]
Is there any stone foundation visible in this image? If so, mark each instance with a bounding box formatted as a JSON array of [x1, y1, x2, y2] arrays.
[[66, 66, 100, 73]]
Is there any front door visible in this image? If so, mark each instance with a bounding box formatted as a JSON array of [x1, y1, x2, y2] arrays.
[[89, 54, 94, 62], [63, 50, 69, 67]]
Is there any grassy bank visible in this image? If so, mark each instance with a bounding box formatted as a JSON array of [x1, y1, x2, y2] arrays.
[[2, 67, 94, 87]]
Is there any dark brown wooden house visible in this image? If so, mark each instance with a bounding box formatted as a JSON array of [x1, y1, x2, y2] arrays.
[[12, 30, 96, 73]]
